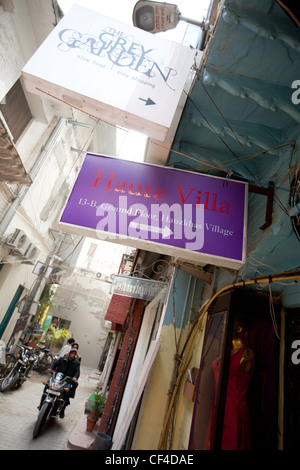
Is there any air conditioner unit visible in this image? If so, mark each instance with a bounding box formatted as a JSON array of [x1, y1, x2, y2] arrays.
[[24, 243, 40, 263], [6, 229, 31, 256]]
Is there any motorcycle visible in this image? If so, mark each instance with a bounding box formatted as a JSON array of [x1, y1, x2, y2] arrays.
[[33, 371, 73, 438], [0, 345, 16, 380], [0, 344, 38, 392], [32, 342, 54, 373]]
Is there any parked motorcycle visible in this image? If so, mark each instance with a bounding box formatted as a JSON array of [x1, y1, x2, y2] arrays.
[[32, 342, 54, 373], [33, 371, 73, 438], [0, 344, 38, 392], [0, 345, 16, 380]]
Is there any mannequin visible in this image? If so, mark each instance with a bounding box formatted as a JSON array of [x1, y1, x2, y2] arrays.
[[220, 320, 254, 450], [206, 319, 254, 450], [231, 322, 254, 374]]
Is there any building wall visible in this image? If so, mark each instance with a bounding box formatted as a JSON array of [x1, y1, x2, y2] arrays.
[[47, 239, 126, 368], [0, 0, 54, 100], [49, 273, 112, 368], [0, 0, 60, 343], [99, 299, 145, 435], [132, 269, 206, 450], [0, 1, 118, 347]]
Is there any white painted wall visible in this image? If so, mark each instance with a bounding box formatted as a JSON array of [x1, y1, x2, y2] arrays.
[[0, 1, 119, 347], [49, 239, 125, 368]]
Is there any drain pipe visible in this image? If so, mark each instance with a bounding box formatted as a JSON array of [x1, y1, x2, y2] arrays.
[[0, 117, 67, 238]]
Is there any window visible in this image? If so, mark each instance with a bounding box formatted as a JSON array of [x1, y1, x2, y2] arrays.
[[0, 79, 32, 142]]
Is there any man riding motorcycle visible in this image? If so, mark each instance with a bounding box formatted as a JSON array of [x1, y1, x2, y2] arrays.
[[39, 348, 80, 418]]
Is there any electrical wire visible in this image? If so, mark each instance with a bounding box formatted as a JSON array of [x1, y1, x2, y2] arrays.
[[276, 0, 300, 27], [34, 69, 299, 218], [157, 268, 300, 450], [0, 192, 53, 248], [36, 87, 128, 132], [153, 140, 298, 208], [31, 83, 300, 216], [197, 84, 295, 205], [185, 92, 246, 168], [155, 143, 293, 220], [222, 142, 296, 167], [268, 283, 280, 339], [151, 141, 232, 177], [186, 92, 297, 216], [200, 82, 249, 155], [60, 236, 84, 264], [184, 92, 277, 189], [152, 140, 296, 189], [185, 77, 298, 218], [0, 107, 103, 265]]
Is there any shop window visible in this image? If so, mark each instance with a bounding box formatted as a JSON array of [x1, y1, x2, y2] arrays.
[[188, 292, 232, 450], [0, 79, 32, 142], [189, 290, 280, 450]]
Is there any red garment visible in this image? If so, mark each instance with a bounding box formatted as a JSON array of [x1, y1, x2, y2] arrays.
[[212, 347, 253, 450]]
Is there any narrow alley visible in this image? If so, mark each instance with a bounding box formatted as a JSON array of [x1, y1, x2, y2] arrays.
[[0, 366, 96, 450]]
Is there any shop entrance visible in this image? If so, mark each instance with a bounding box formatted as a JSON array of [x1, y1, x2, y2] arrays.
[[189, 289, 280, 450]]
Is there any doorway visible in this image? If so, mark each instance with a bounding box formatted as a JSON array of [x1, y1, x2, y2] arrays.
[[189, 289, 280, 450]]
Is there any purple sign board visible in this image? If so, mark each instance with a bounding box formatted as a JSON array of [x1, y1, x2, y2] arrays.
[[59, 154, 248, 269]]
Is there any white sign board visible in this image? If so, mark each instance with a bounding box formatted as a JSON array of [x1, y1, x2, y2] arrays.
[[22, 4, 195, 141], [110, 275, 169, 302], [33, 261, 53, 279]]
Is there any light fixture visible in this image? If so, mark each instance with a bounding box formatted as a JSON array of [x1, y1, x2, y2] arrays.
[[133, 1, 204, 34]]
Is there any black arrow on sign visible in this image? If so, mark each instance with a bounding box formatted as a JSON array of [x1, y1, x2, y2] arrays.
[[139, 97, 156, 106]]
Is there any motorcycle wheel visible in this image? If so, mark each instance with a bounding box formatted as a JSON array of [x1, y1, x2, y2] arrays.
[[0, 369, 19, 392], [15, 371, 27, 388], [37, 353, 53, 373], [0, 354, 16, 379], [33, 402, 51, 438]]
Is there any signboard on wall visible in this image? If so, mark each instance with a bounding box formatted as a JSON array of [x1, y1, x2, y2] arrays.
[[58, 153, 248, 270], [21, 4, 195, 141], [110, 275, 169, 302]]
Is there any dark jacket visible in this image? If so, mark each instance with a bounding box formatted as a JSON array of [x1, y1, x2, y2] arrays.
[[51, 355, 80, 379]]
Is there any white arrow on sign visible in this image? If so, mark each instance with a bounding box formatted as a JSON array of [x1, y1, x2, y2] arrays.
[[129, 221, 173, 238]]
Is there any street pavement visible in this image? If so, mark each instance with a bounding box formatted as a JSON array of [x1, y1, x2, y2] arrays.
[[0, 365, 97, 450]]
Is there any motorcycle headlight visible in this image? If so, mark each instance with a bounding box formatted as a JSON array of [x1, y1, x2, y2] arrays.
[[50, 382, 61, 391]]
